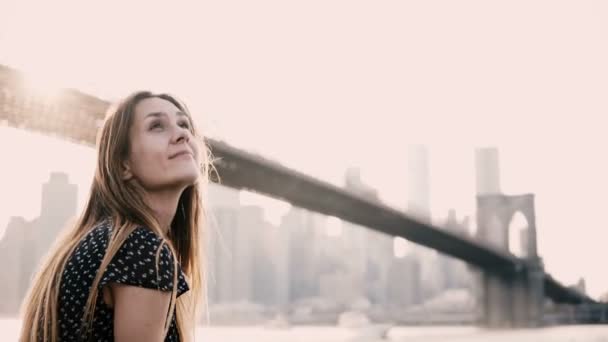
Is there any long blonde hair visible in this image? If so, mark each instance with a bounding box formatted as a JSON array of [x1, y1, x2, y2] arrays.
[[19, 91, 213, 341]]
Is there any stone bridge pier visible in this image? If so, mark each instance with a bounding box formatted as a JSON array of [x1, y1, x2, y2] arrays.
[[477, 194, 545, 328]]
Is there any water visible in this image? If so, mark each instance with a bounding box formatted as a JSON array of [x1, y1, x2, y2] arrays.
[[2, 319, 608, 341]]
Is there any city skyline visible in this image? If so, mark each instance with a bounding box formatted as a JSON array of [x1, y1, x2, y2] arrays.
[[0, 167, 475, 323], [0, 122, 602, 299]]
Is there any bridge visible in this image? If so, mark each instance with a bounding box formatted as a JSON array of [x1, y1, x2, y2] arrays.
[[0, 64, 603, 328]]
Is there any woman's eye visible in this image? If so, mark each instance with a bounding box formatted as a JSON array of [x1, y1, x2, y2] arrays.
[[150, 122, 163, 130], [179, 121, 191, 129]]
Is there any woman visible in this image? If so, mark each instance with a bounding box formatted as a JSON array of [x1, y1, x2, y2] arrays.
[[19, 91, 213, 341]]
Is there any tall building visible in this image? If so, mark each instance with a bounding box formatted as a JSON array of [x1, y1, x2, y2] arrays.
[[237, 205, 264, 303], [387, 254, 421, 308], [406, 145, 441, 301], [437, 209, 473, 291], [273, 217, 291, 310], [207, 184, 292, 311], [342, 167, 388, 305], [407, 145, 431, 220], [475, 148, 501, 195], [208, 204, 264, 305], [0, 216, 30, 314], [343, 164, 380, 274], [207, 184, 245, 304], [284, 207, 320, 303], [29, 173, 77, 300], [36, 172, 77, 258], [364, 229, 394, 306], [0, 172, 77, 315], [317, 218, 352, 305], [208, 206, 239, 304]]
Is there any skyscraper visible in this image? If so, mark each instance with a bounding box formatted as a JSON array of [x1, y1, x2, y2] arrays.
[[0, 216, 30, 314], [284, 207, 320, 302], [36, 172, 77, 259], [237, 205, 264, 303], [207, 184, 245, 304], [341, 167, 395, 307], [387, 254, 421, 308], [364, 229, 394, 306], [475, 147, 501, 195], [208, 203, 264, 304], [407, 145, 431, 221], [437, 209, 473, 290], [208, 206, 239, 304], [0, 172, 77, 315], [405, 145, 440, 301], [273, 216, 290, 310]]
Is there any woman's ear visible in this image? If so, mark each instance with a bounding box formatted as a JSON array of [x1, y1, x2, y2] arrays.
[[122, 161, 133, 181]]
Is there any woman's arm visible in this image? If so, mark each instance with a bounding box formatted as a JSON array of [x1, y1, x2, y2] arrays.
[[110, 283, 172, 342], [97, 227, 190, 341]]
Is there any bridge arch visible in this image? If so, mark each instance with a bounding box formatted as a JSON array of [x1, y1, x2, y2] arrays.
[[508, 211, 529, 258], [476, 194, 538, 259]]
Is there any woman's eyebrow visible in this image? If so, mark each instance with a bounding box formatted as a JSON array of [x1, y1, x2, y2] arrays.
[[144, 111, 166, 120], [144, 111, 189, 120]]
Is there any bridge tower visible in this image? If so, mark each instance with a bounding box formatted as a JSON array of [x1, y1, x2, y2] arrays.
[[476, 194, 545, 327], [475, 148, 545, 328]]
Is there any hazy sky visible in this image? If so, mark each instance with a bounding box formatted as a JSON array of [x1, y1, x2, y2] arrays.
[[1, 0, 607, 298]]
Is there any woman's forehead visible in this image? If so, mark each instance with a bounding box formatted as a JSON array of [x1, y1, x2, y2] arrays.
[[134, 97, 182, 118]]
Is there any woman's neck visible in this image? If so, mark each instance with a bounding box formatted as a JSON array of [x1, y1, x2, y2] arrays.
[[143, 188, 183, 235]]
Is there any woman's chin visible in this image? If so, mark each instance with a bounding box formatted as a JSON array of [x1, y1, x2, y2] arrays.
[[155, 169, 200, 191]]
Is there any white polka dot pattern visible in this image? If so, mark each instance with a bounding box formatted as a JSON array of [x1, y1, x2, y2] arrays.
[[57, 220, 189, 341]]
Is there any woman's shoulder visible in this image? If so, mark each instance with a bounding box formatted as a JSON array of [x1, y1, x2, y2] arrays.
[[113, 225, 176, 264], [80, 220, 176, 269], [92, 219, 190, 295], [87, 219, 166, 249]]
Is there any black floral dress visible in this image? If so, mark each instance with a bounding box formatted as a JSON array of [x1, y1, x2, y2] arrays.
[[56, 220, 190, 341]]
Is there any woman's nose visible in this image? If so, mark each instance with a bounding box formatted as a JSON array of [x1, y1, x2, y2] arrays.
[[173, 125, 190, 144]]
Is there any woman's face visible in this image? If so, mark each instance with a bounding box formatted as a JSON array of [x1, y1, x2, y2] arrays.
[[123, 97, 201, 192]]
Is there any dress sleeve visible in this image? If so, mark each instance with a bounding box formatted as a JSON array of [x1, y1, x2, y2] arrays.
[[98, 226, 190, 298]]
